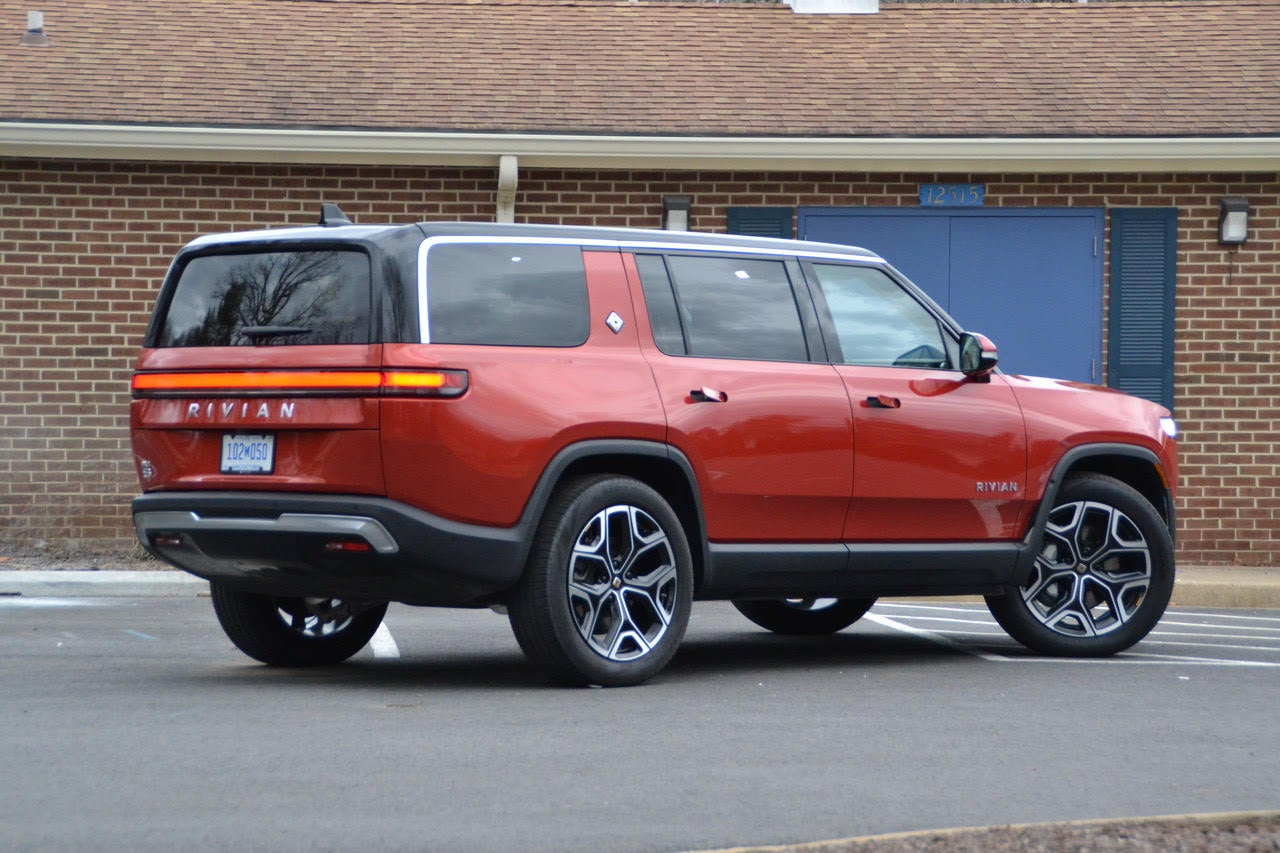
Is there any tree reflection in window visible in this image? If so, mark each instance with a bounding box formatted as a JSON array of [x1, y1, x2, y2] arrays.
[[162, 251, 370, 347]]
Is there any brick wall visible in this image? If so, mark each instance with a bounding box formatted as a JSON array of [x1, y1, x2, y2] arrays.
[[0, 159, 1276, 564]]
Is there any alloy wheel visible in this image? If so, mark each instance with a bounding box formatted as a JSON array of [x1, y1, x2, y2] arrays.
[[1021, 499, 1152, 638], [276, 597, 359, 638], [566, 504, 679, 662]]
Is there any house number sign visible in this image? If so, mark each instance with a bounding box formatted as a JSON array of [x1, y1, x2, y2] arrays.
[[919, 183, 985, 207]]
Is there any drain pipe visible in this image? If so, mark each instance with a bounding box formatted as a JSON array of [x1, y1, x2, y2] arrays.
[[496, 155, 518, 223]]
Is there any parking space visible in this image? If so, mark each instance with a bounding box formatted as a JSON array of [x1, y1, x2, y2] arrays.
[[868, 601, 1280, 668]]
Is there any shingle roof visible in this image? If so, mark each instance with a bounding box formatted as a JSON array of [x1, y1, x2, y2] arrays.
[[2, 0, 1278, 138]]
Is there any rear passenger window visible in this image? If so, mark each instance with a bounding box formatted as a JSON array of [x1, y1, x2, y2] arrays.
[[425, 243, 589, 347], [158, 250, 371, 347], [644, 254, 809, 362]]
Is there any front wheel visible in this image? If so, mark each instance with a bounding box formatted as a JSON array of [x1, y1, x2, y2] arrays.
[[508, 475, 694, 687], [732, 597, 876, 635], [210, 582, 388, 667], [986, 473, 1174, 657]]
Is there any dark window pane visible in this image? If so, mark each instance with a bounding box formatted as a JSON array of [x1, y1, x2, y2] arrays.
[[426, 244, 589, 347], [634, 254, 686, 355], [158, 250, 371, 347], [665, 255, 808, 362], [812, 265, 950, 369]]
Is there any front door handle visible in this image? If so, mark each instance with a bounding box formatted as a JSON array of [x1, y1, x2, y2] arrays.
[[689, 386, 728, 403], [866, 395, 901, 409]]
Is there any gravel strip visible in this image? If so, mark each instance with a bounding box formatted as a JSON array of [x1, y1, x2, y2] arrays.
[[0, 545, 163, 572], [729, 813, 1280, 853]]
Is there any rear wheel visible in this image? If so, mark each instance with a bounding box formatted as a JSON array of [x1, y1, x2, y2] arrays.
[[986, 473, 1174, 656], [210, 582, 388, 666], [508, 475, 693, 687], [732, 597, 876, 635]]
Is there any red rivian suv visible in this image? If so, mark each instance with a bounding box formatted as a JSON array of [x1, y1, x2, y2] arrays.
[[130, 206, 1178, 686]]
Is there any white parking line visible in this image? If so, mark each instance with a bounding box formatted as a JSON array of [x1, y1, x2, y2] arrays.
[[866, 603, 1280, 668], [1148, 629, 1280, 642], [874, 614, 998, 627], [1008, 657, 1280, 668], [1169, 610, 1280, 623], [1122, 649, 1280, 665], [1142, 638, 1280, 653], [893, 629, 1006, 638], [369, 622, 400, 659], [1157, 618, 1280, 632], [863, 612, 1010, 662]]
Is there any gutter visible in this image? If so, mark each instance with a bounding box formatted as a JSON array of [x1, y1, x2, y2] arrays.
[[2, 122, 1280, 173]]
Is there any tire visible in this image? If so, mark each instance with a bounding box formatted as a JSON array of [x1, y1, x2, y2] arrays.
[[210, 582, 388, 667], [508, 475, 694, 687], [986, 472, 1175, 657], [732, 597, 876, 635]]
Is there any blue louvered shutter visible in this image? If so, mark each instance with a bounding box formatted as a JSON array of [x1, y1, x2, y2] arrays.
[[727, 207, 794, 239], [1109, 208, 1177, 411]]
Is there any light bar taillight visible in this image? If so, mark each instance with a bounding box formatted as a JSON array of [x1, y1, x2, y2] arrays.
[[131, 369, 468, 399]]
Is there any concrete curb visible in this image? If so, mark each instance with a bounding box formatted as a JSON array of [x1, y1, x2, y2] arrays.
[[0, 566, 1277, 607], [1172, 565, 1280, 609], [0, 571, 208, 598]]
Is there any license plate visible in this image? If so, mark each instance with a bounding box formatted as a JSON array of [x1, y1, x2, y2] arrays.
[[220, 434, 275, 474]]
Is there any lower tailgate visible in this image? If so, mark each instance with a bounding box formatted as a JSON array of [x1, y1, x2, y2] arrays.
[[130, 346, 386, 495]]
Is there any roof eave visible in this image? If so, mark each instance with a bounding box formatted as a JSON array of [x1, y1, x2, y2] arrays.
[[3, 122, 1280, 173]]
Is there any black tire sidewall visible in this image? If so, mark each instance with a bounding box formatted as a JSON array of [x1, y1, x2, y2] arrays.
[[732, 598, 876, 635], [987, 473, 1175, 656], [510, 475, 694, 687], [211, 583, 388, 667]]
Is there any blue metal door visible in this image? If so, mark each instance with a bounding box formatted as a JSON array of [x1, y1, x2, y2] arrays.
[[800, 208, 1103, 383]]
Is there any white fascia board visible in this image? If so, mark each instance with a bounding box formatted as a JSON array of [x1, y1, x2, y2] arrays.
[[2, 122, 1280, 173]]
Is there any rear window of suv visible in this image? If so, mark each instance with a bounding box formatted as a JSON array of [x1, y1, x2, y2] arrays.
[[156, 249, 372, 347]]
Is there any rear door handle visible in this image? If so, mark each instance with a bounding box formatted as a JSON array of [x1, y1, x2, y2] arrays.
[[689, 386, 728, 403], [866, 395, 901, 409]]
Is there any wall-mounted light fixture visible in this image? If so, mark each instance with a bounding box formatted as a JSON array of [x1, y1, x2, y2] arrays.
[[1218, 197, 1250, 245], [662, 195, 692, 231], [20, 10, 50, 46]]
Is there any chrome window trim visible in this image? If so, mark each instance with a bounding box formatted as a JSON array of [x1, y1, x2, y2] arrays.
[[415, 235, 886, 345]]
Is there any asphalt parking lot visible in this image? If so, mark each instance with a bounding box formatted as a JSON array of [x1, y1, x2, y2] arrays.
[[2, 593, 1277, 851]]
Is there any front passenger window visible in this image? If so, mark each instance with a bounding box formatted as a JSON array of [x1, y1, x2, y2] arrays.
[[811, 264, 951, 369]]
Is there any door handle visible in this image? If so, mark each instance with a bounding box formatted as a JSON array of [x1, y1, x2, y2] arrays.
[[689, 386, 728, 403], [866, 395, 901, 409]]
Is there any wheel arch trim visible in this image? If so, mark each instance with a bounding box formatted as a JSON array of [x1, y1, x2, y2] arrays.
[[1016, 442, 1174, 584], [515, 439, 710, 589]]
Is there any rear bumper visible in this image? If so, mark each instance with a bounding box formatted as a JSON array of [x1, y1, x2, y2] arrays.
[[132, 491, 528, 605]]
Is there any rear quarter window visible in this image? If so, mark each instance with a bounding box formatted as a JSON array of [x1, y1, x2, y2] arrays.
[[156, 249, 371, 347], [423, 243, 590, 347]]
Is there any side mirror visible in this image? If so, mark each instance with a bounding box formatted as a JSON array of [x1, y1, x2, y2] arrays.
[[959, 332, 999, 379]]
